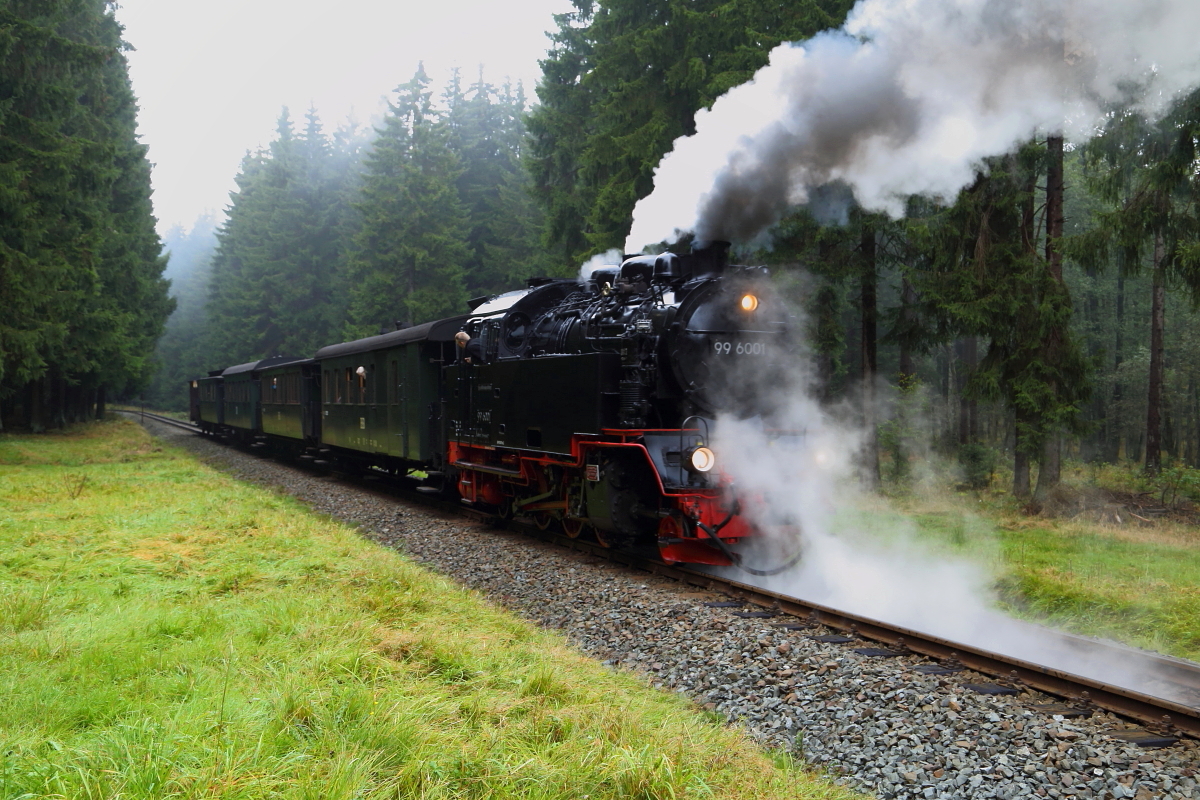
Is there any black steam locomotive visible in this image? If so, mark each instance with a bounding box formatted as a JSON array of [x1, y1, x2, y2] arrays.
[[191, 242, 796, 566]]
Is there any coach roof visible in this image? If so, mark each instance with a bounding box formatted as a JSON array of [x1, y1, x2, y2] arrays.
[[313, 315, 470, 360], [221, 355, 310, 377]]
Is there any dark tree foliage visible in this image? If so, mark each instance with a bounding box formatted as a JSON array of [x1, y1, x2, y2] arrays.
[[205, 109, 366, 366], [526, 0, 856, 269], [905, 147, 1090, 497], [0, 0, 172, 429], [344, 65, 469, 338], [1067, 90, 1200, 475], [142, 215, 219, 410], [444, 70, 550, 293], [160, 66, 547, 397]]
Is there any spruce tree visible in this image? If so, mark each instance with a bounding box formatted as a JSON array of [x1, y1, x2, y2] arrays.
[[205, 107, 361, 366], [1069, 91, 1200, 475], [345, 65, 469, 336], [145, 215, 219, 410], [447, 71, 548, 293], [0, 0, 171, 427]]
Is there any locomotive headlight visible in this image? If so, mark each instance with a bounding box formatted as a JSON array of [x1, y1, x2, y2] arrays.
[[740, 293, 759, 312], [688, 446, 716, 473]]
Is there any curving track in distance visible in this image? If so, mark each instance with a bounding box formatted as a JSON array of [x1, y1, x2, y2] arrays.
[[132, 410, 1200, 742]]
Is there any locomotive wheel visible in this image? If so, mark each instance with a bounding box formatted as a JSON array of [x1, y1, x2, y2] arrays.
[[493, 497, 515, 522], [532, 512, 555, 531], [561, 517, 587, 538], [593, 526, 639, 549]]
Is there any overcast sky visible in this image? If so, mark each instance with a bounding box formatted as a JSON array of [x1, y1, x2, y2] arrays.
[[115, 0, 573, 234]]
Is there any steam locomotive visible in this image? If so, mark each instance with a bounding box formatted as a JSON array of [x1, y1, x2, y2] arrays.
[[190, 242, 796, 566]]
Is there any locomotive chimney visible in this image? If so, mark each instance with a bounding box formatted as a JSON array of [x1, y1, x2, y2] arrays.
[[691, 240, 731, 276]]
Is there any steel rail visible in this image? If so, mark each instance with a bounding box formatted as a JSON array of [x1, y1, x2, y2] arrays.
[[129, 411, 197, 431], [132, 411, 1200, 741]]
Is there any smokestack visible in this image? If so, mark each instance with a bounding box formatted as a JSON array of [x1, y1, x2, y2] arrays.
[[690, 240, 731, 277]]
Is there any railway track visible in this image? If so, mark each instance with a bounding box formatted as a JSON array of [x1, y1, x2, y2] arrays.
[[132, 410, 1200, 744]]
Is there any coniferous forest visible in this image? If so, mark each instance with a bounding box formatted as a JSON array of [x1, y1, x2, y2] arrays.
[[0, 1, 173, 429], [6, 0, 1200, 504]]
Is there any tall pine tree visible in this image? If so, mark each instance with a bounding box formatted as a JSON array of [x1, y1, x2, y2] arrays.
[[0, 0, 171, 428], [345, 64, 469, 336], [206, 107, 363, 365], [446, 71, 549, 293], [527, 0, 856, 268]]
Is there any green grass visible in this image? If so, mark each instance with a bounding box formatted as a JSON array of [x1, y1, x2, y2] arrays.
[[995, 522, 1200, 657], [878, 483, 1200, 662], [0, 419, 859, 800]]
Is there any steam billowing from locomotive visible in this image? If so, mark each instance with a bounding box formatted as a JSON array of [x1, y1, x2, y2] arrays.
[[626, 0, 1200, 251]]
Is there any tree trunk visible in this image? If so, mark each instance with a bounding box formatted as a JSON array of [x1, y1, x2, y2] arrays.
[[95, 385, 107, 421], [1192, 378, 1200, 468], [1086, 267, 1103, 461], [957, 337, 977, 445], [1013, 413, 1032, 499], [1112, 271, 1125, 461], [1034, 434, 1061, 503], [860, 222, 880, 489], [898, 277, 917, 380], [1045, 136, 1065, 281], [29, 379, 45, 433], [1145, 231, 1166, 475], [1034, 134, 1066, 501]]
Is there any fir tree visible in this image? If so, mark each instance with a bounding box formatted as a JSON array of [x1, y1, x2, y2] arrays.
[[447, 70, 548, 293], [0, 0, 171, 427], [1068, 91, 1200, 475], [345, 64, 469, 336], [205, 107, 362, 366]]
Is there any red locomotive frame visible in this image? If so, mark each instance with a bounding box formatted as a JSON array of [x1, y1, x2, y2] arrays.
[[450, 428, 751, 566]]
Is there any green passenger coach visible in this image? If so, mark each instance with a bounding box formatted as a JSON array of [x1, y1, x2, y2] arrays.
[[313, 316, 469, 470], [259, 357, 320, 448]]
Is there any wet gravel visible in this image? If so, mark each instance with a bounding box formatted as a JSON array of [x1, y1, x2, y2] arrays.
[[144, 418, 1200, 800]]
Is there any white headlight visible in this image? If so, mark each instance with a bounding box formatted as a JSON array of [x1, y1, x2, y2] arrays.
[[689, 446, 716, 472]]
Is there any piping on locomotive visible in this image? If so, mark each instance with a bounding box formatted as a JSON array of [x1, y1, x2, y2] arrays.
[[189, 241, 799, 567]]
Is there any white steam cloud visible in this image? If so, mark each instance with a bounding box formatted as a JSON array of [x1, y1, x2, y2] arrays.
[[578, 248, 625, 282], [626, 0, 1200, 251], [713, 411, 1193, 705], [707, 362, 1190, 705]]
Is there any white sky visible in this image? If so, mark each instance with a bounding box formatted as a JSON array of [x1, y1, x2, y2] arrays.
[[114, 0, 573, 234]]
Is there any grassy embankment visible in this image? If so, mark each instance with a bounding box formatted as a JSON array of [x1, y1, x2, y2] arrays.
[[0, 419, 859, 800], [873, 463, 1200, 663]]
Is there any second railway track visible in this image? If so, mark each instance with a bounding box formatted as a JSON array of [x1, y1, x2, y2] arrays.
[[130, 409, 1200, 745]]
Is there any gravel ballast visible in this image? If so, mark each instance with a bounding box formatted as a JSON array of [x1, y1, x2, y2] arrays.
[[143, 418, 1200, 800]]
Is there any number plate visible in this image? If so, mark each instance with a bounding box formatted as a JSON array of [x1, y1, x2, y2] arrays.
[[712, 340, 767, 355]]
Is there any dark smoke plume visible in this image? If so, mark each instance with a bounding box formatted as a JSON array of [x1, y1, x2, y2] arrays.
[[626, 0, 1200, 251]]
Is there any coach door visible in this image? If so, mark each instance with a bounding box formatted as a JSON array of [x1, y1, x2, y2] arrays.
[[388, 345, 431, 462], [386, 354, 401, 459]]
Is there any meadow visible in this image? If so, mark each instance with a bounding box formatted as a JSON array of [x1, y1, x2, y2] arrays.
[[0, 419, 856, 800], [883, 465, 1200, 663]]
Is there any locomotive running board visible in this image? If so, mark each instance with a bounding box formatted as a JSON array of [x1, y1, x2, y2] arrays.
[[452, 459, 523, 477]]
